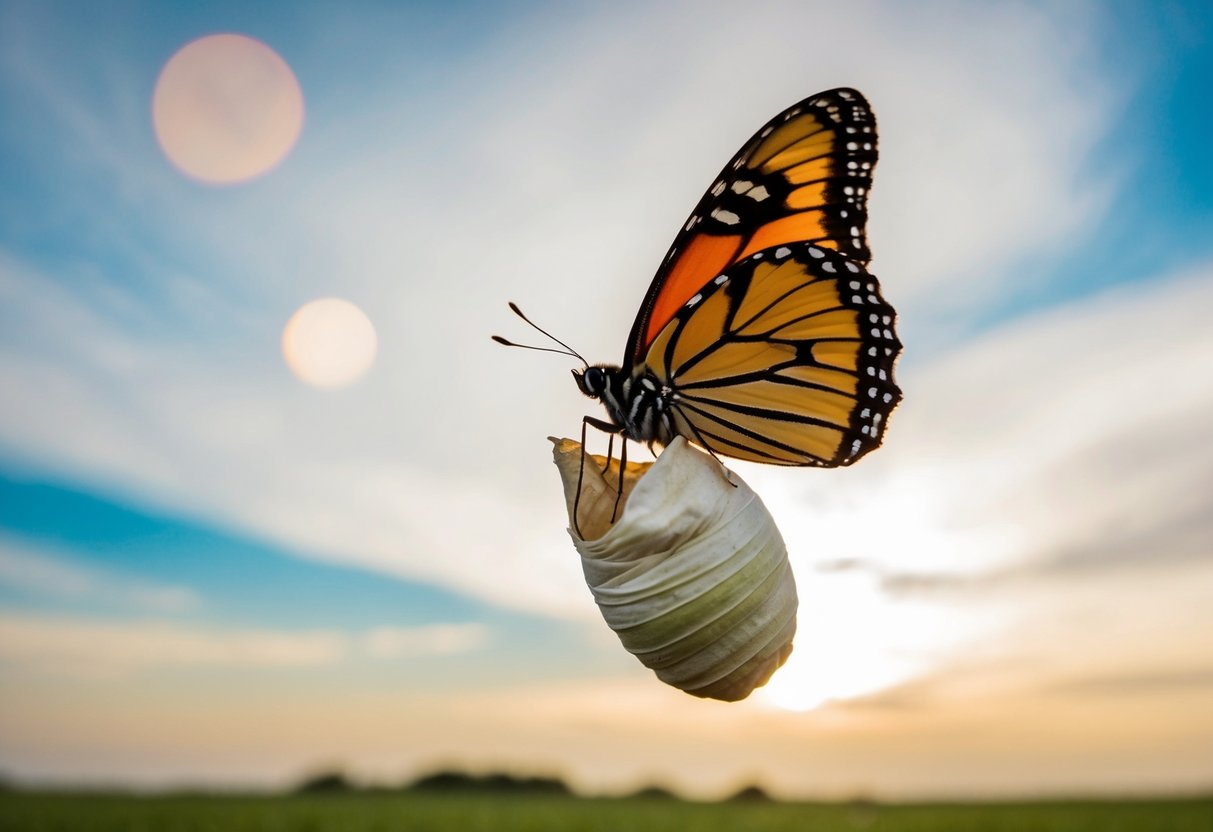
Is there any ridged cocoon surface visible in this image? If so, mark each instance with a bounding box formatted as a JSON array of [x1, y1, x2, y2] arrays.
[[551, 436, 796, 702]]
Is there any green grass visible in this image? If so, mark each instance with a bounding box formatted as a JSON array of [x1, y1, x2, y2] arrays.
[[1, 791, 1209, 832]]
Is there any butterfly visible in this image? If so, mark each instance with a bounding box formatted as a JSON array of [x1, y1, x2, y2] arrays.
[[499, 88, 900, 499]]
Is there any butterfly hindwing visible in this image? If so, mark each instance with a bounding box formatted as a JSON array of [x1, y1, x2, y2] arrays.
[[642, 242, 900, 466], [626, 88, 879, 363]]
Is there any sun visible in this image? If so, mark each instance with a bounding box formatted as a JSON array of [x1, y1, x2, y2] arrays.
[[756, 570, 926, 712], [282, 298, 378, 389], [738, 466, 1008, 713]]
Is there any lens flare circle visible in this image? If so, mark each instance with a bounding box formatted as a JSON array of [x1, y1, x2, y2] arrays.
[[153, 33, 304, 184], [282, 299, 378, 389]]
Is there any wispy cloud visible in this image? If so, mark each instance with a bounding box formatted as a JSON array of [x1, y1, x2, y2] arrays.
[[3, 0, 1209, 758], [751, 258, 1213, 572], [739, 261, 1213, 709], [0, 613, 489, 677], [0, 614, 345, 676], [0, 2, 1127, 623], [1051, 666, 1213, 696], [9, 670, 1203, 799], [361, 623, 489, 658], [0, 535, 201, 613], [4, 0, 1213, 800]]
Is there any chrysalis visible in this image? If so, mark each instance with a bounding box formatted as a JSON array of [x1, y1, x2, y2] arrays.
[[552, 437, 797, 701]]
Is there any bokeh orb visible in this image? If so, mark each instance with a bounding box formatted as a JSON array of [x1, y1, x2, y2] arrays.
[[282, 299, 378, 389], [153, 33, 304, 184]]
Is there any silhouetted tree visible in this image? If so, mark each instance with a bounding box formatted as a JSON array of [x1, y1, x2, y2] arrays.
[[727, 784, 773, 802], [295, 770, 353, 794], [410, 770, 569, 795]]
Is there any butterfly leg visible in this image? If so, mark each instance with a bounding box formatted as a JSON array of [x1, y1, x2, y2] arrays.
[[601, 429, 630, 521], [575, 415, 625, 538], [603, 432, 615, 476]]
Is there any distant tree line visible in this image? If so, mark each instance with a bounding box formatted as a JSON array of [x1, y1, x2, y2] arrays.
[[293, 768, 772, 802], [294, 768, 569, 796]]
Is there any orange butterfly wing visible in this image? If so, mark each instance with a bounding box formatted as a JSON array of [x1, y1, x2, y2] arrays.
[[642, 242, 901, 466], [624, 88, 878, 364]]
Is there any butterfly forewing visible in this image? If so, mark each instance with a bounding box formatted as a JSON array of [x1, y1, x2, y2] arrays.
[[625, 88, 878, 363], [645, 242, 900, 467]]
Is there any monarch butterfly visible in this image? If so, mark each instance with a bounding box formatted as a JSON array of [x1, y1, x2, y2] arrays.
[[498, 88, 900, 508]]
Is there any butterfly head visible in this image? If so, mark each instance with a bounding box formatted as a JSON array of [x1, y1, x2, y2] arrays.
[[573, 365, 615, 399]]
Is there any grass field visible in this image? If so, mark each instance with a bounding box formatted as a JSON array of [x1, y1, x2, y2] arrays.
[[1, 791, 1210, 832]]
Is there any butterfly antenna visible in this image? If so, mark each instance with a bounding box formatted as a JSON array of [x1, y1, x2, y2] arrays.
[[492, 302, 588, 366]]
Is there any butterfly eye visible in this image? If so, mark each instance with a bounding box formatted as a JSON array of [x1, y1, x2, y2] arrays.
[[585, 367, 605, 392]]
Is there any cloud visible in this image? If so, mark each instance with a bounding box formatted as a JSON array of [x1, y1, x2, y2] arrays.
[[730, 262, 1213, 712], [4, 0, 1209, 745], [1052, 666, 1213, 697], [5, 650, 1213, 799], [820, 262, 1213, 584], [0, 535, 201, 613], [0, 614, 345, 676], [0, 1, 1129, 624], [0, 614, 489, 677], [759, 257, 1213, 550], [361, 623, 489, 658], [6, 2, 1213, 800]]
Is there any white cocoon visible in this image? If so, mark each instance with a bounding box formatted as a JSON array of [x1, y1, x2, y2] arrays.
[[551, 436, 796, 701]]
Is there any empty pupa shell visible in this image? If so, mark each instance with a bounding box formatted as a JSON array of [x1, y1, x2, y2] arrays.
[[551, 436, 796, 702]]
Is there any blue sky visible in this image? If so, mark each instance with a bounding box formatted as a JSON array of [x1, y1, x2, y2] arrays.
[[1, 0, 1212, 798]]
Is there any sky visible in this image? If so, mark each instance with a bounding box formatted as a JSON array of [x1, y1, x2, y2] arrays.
[[1, 0, 1212, 800]]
